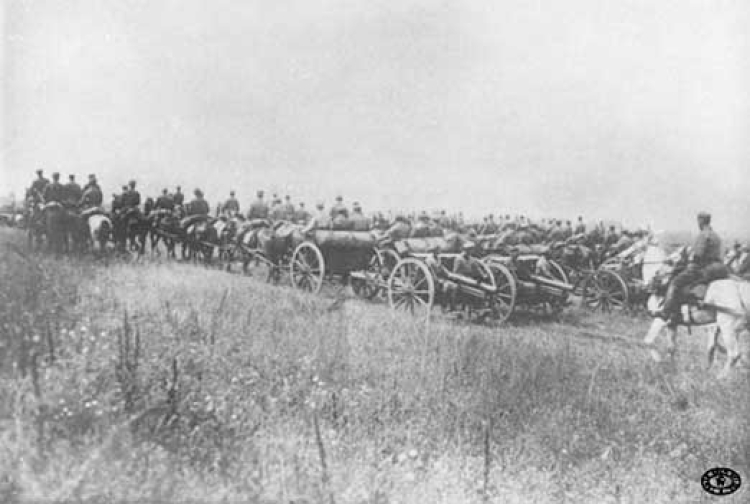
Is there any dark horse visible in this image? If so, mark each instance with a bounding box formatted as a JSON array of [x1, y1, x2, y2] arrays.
[[234, 220, 300, 282], [112, 207, 150, 255], [149, 209, 185, 258], [181, 216, 219, 263]]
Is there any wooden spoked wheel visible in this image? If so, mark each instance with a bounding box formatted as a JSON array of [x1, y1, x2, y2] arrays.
[[290, 242, 325, 294], [387, 258, 434, 319], [581, 269, 629, 312], [483, 259, 517, 324]]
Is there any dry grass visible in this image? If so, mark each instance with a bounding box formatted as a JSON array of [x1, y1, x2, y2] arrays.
[[0, 227, 748, 503]]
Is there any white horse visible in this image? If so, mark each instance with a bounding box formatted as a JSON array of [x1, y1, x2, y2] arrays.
[[642, 244, 750, 377], [87, 213, 112, 254]]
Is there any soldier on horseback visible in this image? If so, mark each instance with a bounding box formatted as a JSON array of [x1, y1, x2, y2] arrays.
[[223, 190, 240, 216], [43, 173, 65, 203], [659, 212, 726, 324], [80, 174, 103, 209], [29, 169, 49, 203]]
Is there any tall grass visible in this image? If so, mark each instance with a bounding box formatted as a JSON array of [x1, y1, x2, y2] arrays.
[[0, 228, 748, 503]]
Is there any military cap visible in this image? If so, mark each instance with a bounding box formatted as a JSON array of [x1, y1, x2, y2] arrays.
[[194, 188, 203, 197], [697, 211, 711, 221], [335, 195, 343, 201], [176, 185, 181, 190], [69, 174, 75, 180], [230, 190, 235, 196], [316, 201, 324, 209], [129, 180, 136, 186], [121, 185, 128, 191], [257, 190, 264, 197], [36, 169, 43, 175], [352, 201, 361, 208], [88, 174, 96, 179], [52, 172, 60, 179]]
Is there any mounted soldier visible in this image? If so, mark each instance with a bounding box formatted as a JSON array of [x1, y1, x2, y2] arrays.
[[173, 186, 185, 207], [43, 172, 65, 204], [122, 180, 141, 209], [155, 188, 174, 211], [80, 174, 103, 209], [658, 212, 727, 324], [223, 190, 240, 217], [248, 190, 270, 220], [29, 169, 49, 203], [64, 175, 82, 208]]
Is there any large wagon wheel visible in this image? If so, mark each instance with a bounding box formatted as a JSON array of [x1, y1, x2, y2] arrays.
[[290, 242, 325, 294], [580, 269, 629, 312], [484, 260, 517, 323], [387, 258, 434, 319]]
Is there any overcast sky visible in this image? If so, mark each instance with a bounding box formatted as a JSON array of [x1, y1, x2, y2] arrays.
[[2, 0, 748, 233]]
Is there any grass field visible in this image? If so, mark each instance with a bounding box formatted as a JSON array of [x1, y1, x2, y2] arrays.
[[0, 227, 748, 503]]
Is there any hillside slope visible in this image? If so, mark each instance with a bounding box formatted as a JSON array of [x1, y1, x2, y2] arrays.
[[0, 229, 747, 503]]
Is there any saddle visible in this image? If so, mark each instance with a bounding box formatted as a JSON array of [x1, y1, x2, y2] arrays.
[[81, 207, 105, 218]]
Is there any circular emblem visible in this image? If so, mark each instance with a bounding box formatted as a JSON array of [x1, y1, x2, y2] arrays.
[[701, 467, 741, 496]]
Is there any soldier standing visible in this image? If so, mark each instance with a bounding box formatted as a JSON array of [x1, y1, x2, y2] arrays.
[[43, 173, 65, 203], [330, 196, 349, 220]]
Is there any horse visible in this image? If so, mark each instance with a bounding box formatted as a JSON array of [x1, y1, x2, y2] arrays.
[[112, 207, 149, 255], [181, 216, 219, 263], [149, 209, 184, 258], [642, 244, 749, 378], [234, 219, 300, 282], [80, 208, 111, 255]]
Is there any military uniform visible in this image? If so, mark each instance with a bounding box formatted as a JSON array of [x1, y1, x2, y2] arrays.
[[30, 175, 49, 201], [80, 182, 103, 208], [385, 219, 411, 241], [188, 197, 209, 216], [294, 206, 311, 225], [43, 180, 65, 203], [282, 199, 295, 221], [156, 192, 174, 211], [64, 180, 82, 206], [350, 210, 370, 231], [224, 196, 240, 215], [173, 190, 185, 207], [662, 223, 723, 318], [330, 201, 349, 220], [248, 198, 269, 220], [122, 189, 141, 209]]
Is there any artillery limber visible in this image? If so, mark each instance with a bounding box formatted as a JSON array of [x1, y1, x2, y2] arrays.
[[289, 229, 395, 295]]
